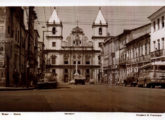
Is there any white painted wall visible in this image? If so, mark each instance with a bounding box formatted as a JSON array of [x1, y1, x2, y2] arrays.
[[93, 39, 104, 50], [150, 13, 165, 52]]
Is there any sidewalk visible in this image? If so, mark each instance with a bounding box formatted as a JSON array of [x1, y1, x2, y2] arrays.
[[0, 87, 34, 91]]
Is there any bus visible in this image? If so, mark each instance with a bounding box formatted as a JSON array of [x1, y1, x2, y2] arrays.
[[138, 62, 165, 88]]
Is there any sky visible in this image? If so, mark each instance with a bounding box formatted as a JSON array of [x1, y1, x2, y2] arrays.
[[35, 6, 161, 42]]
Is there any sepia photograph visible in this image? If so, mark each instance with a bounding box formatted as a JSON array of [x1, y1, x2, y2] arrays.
[[1, 5, 165, 113]]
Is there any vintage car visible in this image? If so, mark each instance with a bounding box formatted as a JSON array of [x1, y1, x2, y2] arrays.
[[138, 62, 165, 88], [37, 72, 57, 89], [74, 74, 86, 85], [89, 79, 95, 84], [124, 73, 138, 87]]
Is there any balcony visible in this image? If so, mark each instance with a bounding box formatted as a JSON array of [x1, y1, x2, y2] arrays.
[[126, 54, 150, 65], [151, 50, 164, 58], [111, 64, 119, 69], [138, 54, 150, 63], [119, 58, 126, 65]]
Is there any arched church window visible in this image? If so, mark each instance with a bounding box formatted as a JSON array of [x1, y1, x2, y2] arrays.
[[99, 27, 102, 35], [52, 27, 56, 34]]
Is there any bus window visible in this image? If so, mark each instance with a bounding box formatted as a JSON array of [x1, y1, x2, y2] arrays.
[[158, 65, 165, 70]]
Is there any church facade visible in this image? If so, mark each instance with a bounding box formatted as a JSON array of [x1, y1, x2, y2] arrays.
[[44, 8, 108, 83]]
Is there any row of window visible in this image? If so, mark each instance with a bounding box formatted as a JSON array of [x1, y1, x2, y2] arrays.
[[153, 16, 164, 31], [52, 41, 84, 47], [50, 59, 91, 65], [64, 69, 90, 74], [12, 27, 26, 48], [52, 41, 103, 48], [51, 27, 103, 35], [73, 40, 81, 46], [153, 38, 165, 50], [125, 43, 150, 60]]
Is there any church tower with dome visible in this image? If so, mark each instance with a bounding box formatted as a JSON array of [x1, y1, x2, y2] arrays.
[[44, 7, 108, 83]]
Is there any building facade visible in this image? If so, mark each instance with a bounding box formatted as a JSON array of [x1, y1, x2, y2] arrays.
[[37, 41, 44, 74], [118, 30, 129, 84], [103, 36, 118, 84], [0, 7, 39, 87], [103, 24, 151, 85], [125, 24, 151, 83], [148, 7, 165, 64], [44, 8, 108, 83], [0, 7, 28, 86], [92, 8, 108, 83]]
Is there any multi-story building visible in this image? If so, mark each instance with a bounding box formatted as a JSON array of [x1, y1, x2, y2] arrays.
[[37, 41, 44, 74], [44, 8, 108, 83], [0, 8, 8, 86], [103, 36, 118, 84], [103, 24, 151, 85], [0, 7, 38, 87], [125, 24, 151, 82], [0, 7, 28, 86], [118, 30, 130, 84], [148, 7, 165, 63], [103, 36, 111, 83]]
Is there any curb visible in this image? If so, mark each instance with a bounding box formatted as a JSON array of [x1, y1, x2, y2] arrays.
[[0, 88, 35, 91]]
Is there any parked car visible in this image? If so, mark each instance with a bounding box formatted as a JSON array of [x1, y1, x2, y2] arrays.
[[69, 79, 75, 84], [89, 79, 95, 84], [124, 75, 138, 87], [74, 74, 85, 85], [37, 72, 57, 89], [138, 63, 165, 88]]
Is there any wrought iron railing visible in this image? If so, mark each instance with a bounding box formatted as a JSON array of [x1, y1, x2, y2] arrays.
[[151, 50, 164, 58]]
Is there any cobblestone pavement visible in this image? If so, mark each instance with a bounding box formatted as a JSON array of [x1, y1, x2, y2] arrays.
[[0, 84, 165, 112]]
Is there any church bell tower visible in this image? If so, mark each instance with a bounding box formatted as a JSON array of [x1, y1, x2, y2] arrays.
[[44, 7, 63, 50], [92, 8, 108, 50]]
